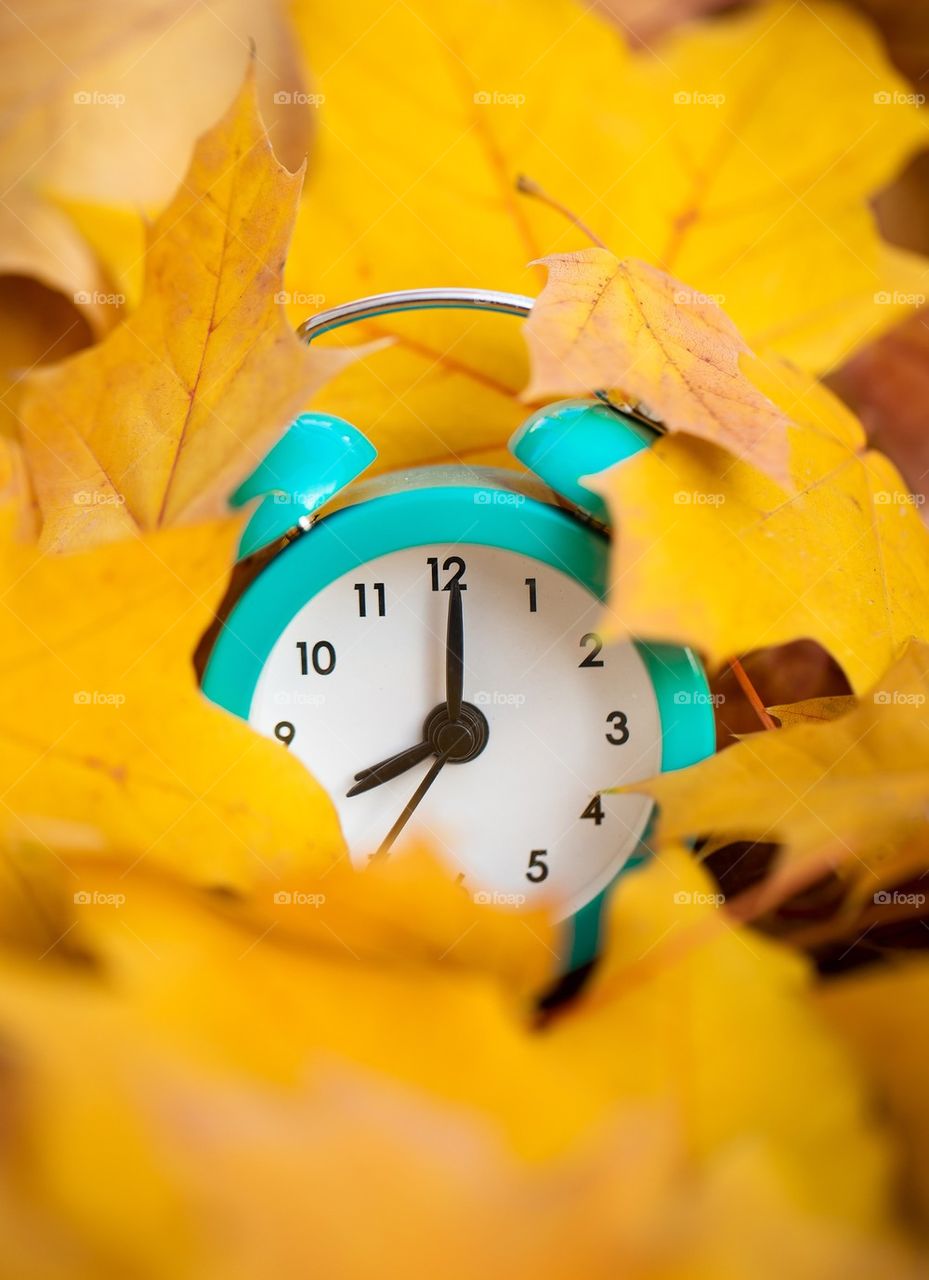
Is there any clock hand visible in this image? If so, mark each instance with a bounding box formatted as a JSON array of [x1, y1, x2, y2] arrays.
[[371, 749, 452, 860], [446, 579, 464, 723], [346, 739, 434, 796]]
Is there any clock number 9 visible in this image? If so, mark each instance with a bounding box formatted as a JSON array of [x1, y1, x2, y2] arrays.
[[427, 555, 467, 591], [526, 849, 549, 883], [296, 640, 336, 675], [605, 711, 629, 745], [274, 721, 295, 748]]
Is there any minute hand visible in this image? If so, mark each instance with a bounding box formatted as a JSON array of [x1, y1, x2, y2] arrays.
[[446, 579, 464, 723]]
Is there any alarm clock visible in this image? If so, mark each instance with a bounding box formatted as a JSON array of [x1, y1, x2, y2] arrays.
[[202, 288, 715, 969]]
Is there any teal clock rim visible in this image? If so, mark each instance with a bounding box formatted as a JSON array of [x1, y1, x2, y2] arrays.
[[203, 484, 714, 769]]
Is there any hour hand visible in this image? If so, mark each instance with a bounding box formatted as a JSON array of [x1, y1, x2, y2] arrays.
[[346, 739, 434, 796]]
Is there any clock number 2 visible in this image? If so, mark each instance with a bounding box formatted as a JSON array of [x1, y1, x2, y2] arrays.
[[427, 555, 467, 591], [605, 711, 629, 745], [526, 849, 549, 883], [296, 640, 336, 675], [579, 632, 604, 667]]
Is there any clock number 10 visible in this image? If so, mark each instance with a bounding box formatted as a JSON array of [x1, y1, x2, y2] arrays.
[[296, 640, 336, 676]]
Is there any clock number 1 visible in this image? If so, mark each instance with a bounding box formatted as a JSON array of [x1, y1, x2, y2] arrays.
[[296, 640, 336, 675], [355, 582, 386, 617], [525, 577, 538, 613]]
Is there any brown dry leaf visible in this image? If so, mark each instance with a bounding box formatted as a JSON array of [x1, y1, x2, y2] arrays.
[[829, 306, 929, 510], [592, 355, 929, 692], [523, 249, 790, 485], [16, 68, 356, 552], [621, 641, 929, 908], [0, 512, 345, 886]]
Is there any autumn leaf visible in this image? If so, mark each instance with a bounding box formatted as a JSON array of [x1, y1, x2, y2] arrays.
[[523, 249, 790, 484], [621, 641, 929, 908], [0, 512, 344, 886], [284, 0, 925, 472], [769, 695, 857, 729], [0, 0, 312, 328], [819, 960, 929, 1233], [16, 67, 357, 553], [0, 846, 907, 1278], [591, 355, 929, 692]]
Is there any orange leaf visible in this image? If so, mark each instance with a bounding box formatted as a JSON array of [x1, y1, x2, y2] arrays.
[[523, 249, 790, 485]]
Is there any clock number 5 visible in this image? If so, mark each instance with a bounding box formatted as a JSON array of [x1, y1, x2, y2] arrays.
[[605, 711, 629, 745], [526, 849, 549, 883], [296, 640, 336, 676]]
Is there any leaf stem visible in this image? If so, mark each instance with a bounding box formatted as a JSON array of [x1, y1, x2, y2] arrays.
[[729, 657, 778, 731], [516, 175, 608, 250]]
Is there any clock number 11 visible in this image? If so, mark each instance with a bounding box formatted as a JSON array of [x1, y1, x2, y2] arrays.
[[354, 582, 386, 617]]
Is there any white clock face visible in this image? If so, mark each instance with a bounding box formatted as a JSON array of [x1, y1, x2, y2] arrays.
[[249, 543, 662, 921]]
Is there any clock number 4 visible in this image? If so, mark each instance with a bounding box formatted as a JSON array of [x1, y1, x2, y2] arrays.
[[580, 795, 605, 824], [427, 555, 467, 591], [355, 582, 386, 617], [526, 849, 549, 883], [296, 640, 336, 675]]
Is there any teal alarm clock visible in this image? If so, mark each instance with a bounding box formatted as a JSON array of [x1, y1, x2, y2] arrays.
[[202, 288, 715, 969]]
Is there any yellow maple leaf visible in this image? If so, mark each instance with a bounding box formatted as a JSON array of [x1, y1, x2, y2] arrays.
[[819, 960, 929, 1235], [621, 642, 929, 907], [0, 845, 907, 1278], [591, 356, 929, 692], [0, 513, 344, 886], [285, 0, 924, 471], [523, 249, 790, 484], [16, 67, 357, 553]]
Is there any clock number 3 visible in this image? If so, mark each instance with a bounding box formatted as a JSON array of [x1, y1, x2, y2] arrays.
[[525, 849, 549, 883], [605, 711, 629, 745]]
